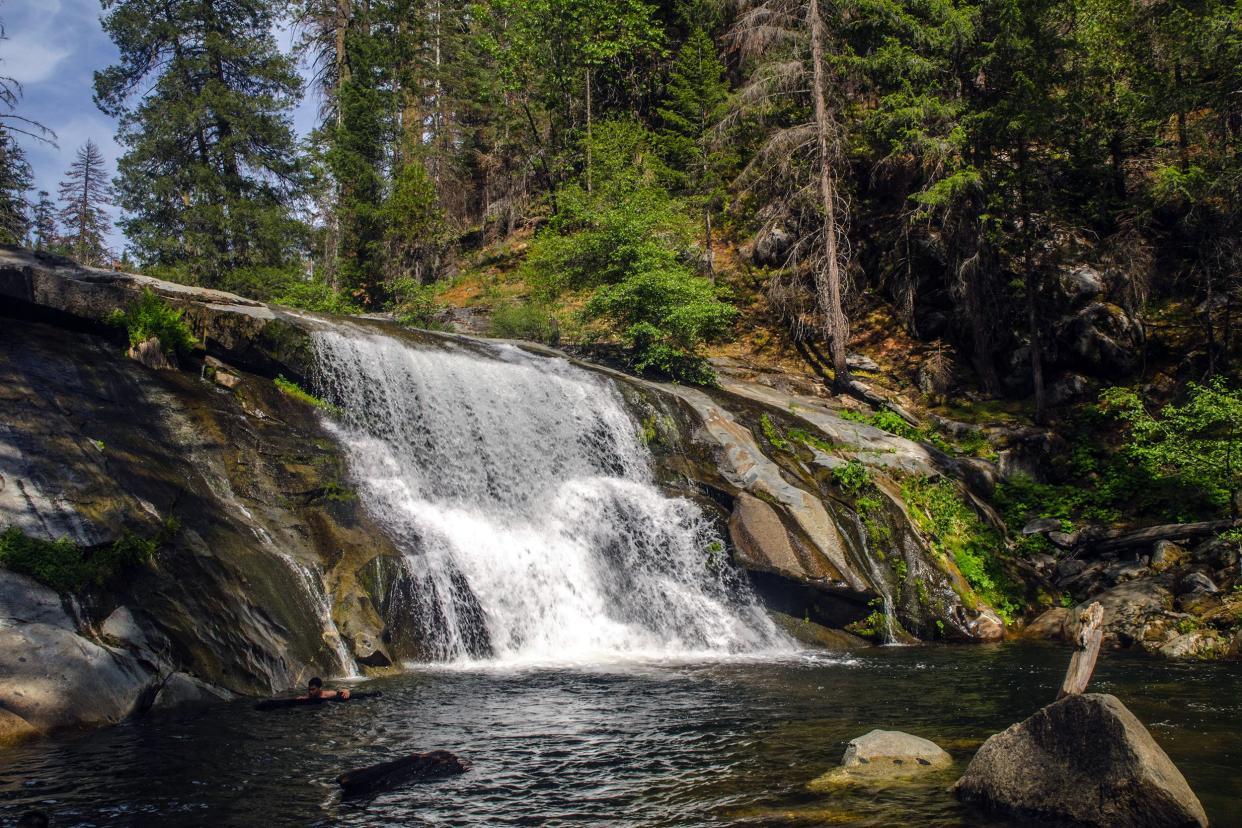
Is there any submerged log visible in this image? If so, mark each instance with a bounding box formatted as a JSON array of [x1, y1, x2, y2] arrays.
[[254, 691, 382, 711], [1058, 602, 1103, 699], [337, 750, 470, 797]]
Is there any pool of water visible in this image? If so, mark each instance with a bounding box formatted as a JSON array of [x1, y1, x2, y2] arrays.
[[1, 643, 1237, 827]]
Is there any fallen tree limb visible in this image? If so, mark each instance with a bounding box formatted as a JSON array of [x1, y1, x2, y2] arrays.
[[1058, 602, 1104, 700], [1082, 518, 1241, 555]]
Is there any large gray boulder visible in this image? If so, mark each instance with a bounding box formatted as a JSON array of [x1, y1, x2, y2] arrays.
[[953, 693, 1207, 827]]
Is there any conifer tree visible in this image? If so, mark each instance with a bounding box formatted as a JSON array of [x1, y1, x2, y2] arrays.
[[0, 127, 30, 244], [95, 0, 305, 287], [57, 140, 113, 266], [31, 190, 56, 252], [657, 28, 732, 278]]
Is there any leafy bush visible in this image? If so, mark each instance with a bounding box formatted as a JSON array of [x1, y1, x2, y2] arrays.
[[490, 301, 559, 344], [272, 275, 362, 315], [832, 460, 870, 495], [1101, 379, 1242, 517], [106, 288, 198, 357], [390, 279, 448, 329], [0, 526, 157, 593]]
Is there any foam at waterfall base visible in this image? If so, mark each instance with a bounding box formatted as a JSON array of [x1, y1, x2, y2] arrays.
[[311, 327, 795, 664]]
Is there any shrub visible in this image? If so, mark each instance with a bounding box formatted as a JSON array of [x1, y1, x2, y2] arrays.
[[832, 460, 870, 495], [106, 288, 198, 357], [0, 526, 158, 593], [490, 301, 559, 344], [1101, 379, 1242, 518]]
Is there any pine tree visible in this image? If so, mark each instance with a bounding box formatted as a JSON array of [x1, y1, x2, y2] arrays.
[[0, 126, 30, 244], [57, 140, 113, 266], [656, 28, 732, 277], [95, 0, 306, 288], [729, 0, 855, 391], [31, 190, 56, 252]]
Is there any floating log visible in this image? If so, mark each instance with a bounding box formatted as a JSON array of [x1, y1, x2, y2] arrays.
[[254, 691, 382, 711], [337, 750, 470, 798], [1057, 602, 1104, 700]]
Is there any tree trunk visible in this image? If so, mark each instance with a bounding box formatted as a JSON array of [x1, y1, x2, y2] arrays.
[[1026, 261, 1046, 424], [807, 0, 850, 390], [585, 68, 592, 194]]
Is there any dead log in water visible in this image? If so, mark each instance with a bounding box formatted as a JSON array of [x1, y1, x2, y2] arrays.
[[337, 750, 470, 798], [1057, 602, 1104, 699]]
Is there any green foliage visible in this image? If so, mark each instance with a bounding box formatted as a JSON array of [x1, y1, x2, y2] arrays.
[[96, 0, 307, 287], [271, 274, 363, 316], [106, 288, 198, 357], [787, 427, 835, 453], [1101, 379, 1242, 517], [901, 475, 1020, 623], [760, 414, 788, 449], [524, 120, 735, 384], [489, 301, 559, 344], [832, 460, 870, 496], [391, 279, 448, 330], [0, 526, 158, 594], [274, 375, 336, 414]]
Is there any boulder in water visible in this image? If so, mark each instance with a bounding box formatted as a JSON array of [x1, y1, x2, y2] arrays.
[[337, 750, 470, 797], [952, 693, 1207, 827], [808, 729, 951, 789]]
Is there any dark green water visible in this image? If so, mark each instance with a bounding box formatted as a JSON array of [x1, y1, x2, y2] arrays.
[[1, 643, 1237, 827]]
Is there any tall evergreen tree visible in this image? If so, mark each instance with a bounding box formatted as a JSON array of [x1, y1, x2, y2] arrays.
[[57, 140, 113, 266], [730, 0, 855, 391], [95, 0, 305, 287], [0, 126, 29, 244], [656, 28, 732, 278], [31, 190, 56, 252]]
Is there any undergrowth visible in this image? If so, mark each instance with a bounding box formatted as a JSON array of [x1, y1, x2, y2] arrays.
[[901, 476, 1021, 623], [106, 288, 198, 357], [0, 524, 170, 593]]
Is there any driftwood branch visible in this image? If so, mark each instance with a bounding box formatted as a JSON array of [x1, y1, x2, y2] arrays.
[[1058, 602, 1104, 700]]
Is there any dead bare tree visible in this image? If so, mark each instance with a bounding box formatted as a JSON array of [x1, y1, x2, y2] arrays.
[[727, 0, 853, 392]]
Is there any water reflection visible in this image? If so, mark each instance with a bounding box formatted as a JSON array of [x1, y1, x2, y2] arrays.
[[0, 644, 1237, 827]]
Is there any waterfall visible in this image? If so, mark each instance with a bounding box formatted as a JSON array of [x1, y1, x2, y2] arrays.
[[311, 327, 790, 664]]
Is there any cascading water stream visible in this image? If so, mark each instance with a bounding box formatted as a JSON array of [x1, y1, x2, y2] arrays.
[[311, 327, 792, 665]]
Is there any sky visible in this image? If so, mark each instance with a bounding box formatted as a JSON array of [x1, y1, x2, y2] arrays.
[[1, 0, 317, 252]]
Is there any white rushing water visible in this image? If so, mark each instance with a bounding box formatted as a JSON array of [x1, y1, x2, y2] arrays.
[[311, 328, 791, 665]]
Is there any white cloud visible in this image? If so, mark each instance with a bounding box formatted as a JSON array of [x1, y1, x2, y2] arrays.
[[1, 38, 70, 85]]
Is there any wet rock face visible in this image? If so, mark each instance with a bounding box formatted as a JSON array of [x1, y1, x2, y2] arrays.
[[953, 693, 1208, 828], [0, 315, 403, 737]]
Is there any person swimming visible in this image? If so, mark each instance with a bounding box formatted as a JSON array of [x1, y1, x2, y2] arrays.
[[301, 676, 350, 700]]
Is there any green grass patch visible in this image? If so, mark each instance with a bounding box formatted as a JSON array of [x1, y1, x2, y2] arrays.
[[274, 375, 339, 415], [759, 413, 788, 450], [0, 525, 162, 594], [490, 301, 560, 344]]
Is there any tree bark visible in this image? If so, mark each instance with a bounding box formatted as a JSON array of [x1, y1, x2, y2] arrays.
[[807, 0, 850, 390], [1058, 601, 1104, 699]]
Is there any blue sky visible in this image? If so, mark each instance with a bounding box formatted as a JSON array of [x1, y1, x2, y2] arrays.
[[2, 0, 316, 252]]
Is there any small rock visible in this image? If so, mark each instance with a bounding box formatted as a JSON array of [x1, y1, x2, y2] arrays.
[[1192, 537, 1239, 571], [338, 750, 470, 797], [1047, 531, 1077, 549], [1029, 552, 1057, 573], [952, 693, 1207, 827], [213, 370, 242, 390], [846, 353, 880, 373], [1056, 559, 1087, 579], [1179, 572, 1219, 595], [1105, 560, 1148, 586], [809, 729, 951, 789], [1150, 541, 1188, 573], [127, 336, 174, 371], [1023, 517, 1062, 535], [1022, 608, 1069, 641], [152, 672, 233, 711], [1158, 631, 1224, 660]]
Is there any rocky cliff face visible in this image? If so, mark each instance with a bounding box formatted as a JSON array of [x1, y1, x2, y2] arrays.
[[0, 247, 1006, 742]]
